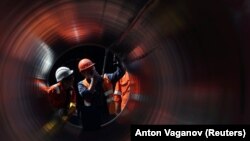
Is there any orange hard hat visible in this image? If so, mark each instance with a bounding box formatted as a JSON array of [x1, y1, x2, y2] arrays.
[[78, 58, 95, 72]]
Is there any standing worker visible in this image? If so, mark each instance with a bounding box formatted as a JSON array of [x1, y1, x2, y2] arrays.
[[113, 71, 140, 114], [77, 58, 125, 131], [47, 66, 76, 117]]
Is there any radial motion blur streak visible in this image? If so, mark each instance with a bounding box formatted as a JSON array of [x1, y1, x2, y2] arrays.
[[1, 0, 250, 141]]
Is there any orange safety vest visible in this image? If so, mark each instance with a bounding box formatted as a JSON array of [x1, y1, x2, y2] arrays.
[[114, 72, 140, 111], [82, 74, 116, 115], [47, 83, 76, 109], [114, 72, 130, 110], [34, 79, 76, 110], [126, 74, 140, 110]]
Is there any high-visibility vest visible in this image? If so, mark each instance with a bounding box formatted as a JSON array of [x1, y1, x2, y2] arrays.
[[114, 72, 141, 111], [114, 72, 141, 124], [127, 74, 140, 110], [47, 83, 76, 109], [114, 71, 130, 110], [35, 79, 76, 110], [82, 74, 116, 115]]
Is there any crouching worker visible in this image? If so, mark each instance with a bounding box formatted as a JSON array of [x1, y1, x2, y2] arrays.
[[47, 66, 76, 118]]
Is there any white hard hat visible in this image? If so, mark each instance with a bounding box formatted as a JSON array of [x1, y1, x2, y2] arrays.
[[55, 66, 74, 82]]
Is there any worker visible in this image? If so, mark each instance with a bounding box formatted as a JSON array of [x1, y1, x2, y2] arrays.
[[77, 58, 125, 131], [113, 71, 128, 114], [113, 71, 141, 115], [47, 66, 76, 117]]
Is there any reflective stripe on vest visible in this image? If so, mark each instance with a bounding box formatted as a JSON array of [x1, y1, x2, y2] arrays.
[[113, 90, 122, 95], [106, 97, 114, 103], [104, 89, 113, 96], [130, 93, 141, 101]]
